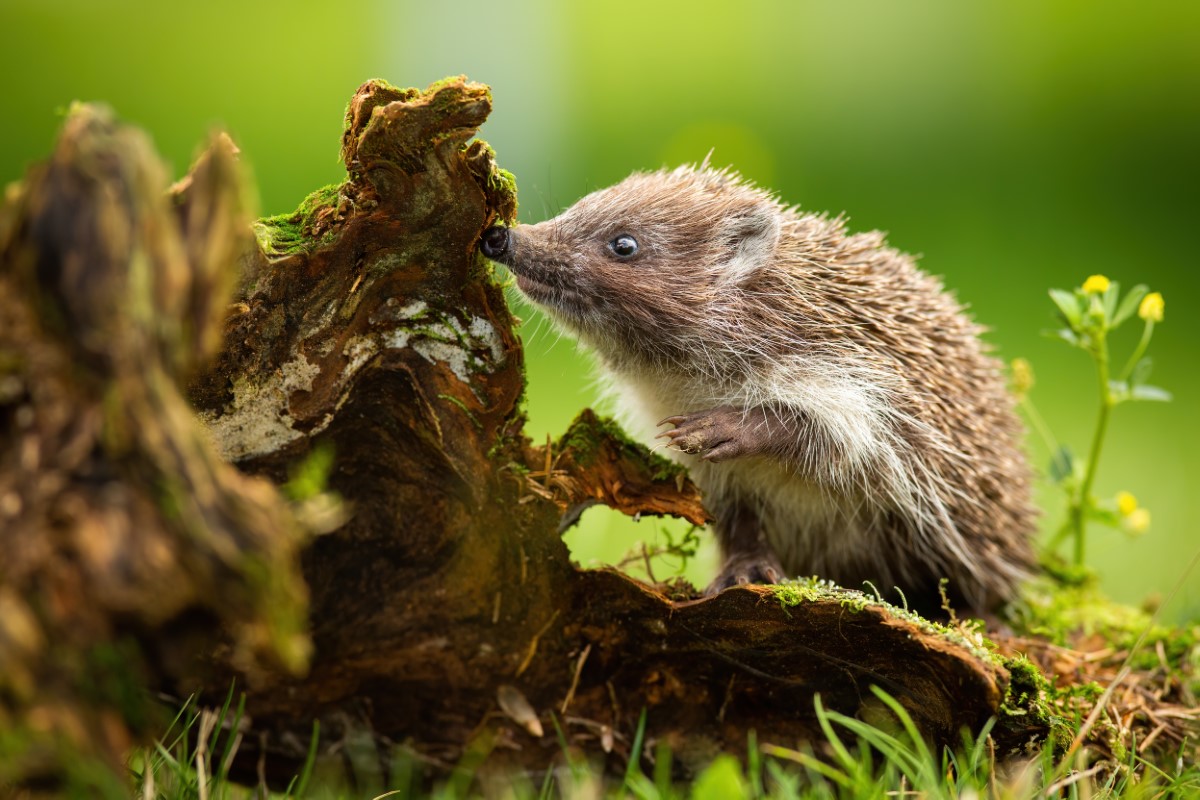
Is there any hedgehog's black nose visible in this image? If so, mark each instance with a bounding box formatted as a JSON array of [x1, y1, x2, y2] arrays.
[[479, 226, 509, 259]]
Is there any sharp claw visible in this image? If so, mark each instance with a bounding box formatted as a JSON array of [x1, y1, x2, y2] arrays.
[[701, 441, 735, 461], [657, 415, 686, 427]]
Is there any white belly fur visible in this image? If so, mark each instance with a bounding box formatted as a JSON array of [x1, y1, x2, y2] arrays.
[[603, 370, 887, 583]]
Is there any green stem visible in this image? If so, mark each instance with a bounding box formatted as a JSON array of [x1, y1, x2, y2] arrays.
[[1073, 333, 1113, 567], [1019, 395, 1059, 457], [1119, 319, 1155, 382]]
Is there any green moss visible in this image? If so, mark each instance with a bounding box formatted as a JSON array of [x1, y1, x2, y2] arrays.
[[995, 576, 1200, 756], [344, 79, 418, 130], [365, 77, 406, 95], [425, 74, 467, 95], [1008, 577, 1199, 676], [996, 652, 1129, 756], [558, 413, 683, 485], [774, 577, 841, 608], [559, 413, 615, 465], [490, 166, 517, 199], [283, 443, 336, 502], [438, 393, 482, 431], [998, 654, 1052, 721], [425, 75, 488, 114], [253, 182, 345, 257], [771, 577, 997, 662], [774, 578, 891, 614], [468, 138, 519, 225]]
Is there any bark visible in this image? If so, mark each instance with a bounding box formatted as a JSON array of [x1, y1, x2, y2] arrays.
[[0, 107, 309, 786], [0, 78, 1022, 789]]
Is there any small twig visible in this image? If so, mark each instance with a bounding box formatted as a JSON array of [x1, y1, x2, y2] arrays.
[[717, 674, 736, 724], [641, 542, 657, 584], [1137, 723, 1168, 753], [1154, 708, 1200, 720], [1044, 763, 1108, 796], [515, 610, 560, 677], [606, 681, 621, 729], [560, 643, 592, 714]]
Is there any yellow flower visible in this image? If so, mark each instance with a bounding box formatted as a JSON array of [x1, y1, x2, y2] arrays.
[[1082, 274, 1110, 294], [1125, 508, 1151, 535], [1138, 291, 1164, 322], [1010, 358, 1034, 397], [1116, 491, 1137, 516]]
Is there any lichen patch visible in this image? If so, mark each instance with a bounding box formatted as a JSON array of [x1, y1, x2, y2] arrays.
[[344, 309, 504, 387], [201, 352, 322, 462], [469, 316, 504, 364], [204, 307, 506, 461]]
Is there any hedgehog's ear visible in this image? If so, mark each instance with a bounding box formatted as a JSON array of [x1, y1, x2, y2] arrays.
[[718, 206, 781, 285]]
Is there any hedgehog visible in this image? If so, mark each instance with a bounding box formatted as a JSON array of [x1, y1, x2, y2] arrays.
[[479, 164, 1036, 616]]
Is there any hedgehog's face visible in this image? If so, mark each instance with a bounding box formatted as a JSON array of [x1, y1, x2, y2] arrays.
[[480, 166, 781, 358]]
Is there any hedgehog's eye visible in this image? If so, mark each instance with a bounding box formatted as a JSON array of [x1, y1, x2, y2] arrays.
[[608, 234, 639, 258]]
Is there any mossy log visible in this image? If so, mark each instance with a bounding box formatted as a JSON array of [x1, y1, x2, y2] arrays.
[[0, 77, 1032, 790]]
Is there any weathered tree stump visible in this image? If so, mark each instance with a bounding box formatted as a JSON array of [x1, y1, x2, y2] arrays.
[[0, 77, 1025, 790]]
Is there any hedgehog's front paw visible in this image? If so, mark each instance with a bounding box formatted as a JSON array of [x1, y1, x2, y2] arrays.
[[657, 405, 761, 461], [705, 552, 787, 595]]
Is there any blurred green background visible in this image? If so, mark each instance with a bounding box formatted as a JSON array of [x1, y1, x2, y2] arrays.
[[3, 0, 1196, 619]]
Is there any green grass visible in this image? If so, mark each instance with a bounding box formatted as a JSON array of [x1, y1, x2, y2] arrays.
[[125, 682, 1199, 799]]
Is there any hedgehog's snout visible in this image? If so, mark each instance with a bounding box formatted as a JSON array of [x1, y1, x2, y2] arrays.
[[479, 226, 510, 260]]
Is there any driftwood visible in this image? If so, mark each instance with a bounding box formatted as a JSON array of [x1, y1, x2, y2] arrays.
[[1, 77, 1029, 790]]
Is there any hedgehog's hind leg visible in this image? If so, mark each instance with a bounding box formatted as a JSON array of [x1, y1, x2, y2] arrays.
[[704, 496, 786, 595]]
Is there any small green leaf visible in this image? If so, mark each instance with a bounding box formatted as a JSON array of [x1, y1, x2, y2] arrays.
[[690, 755, 747, 800], [1101, 281, 1120, 323], [1112, 284, 1149, 328], [1131, 384, 1172, 402], [1045, 327, 1081, 347], [1049, 446, 1074, 484], [1087, 506, 1122, 528], [1049, 289, 1083, 329]]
